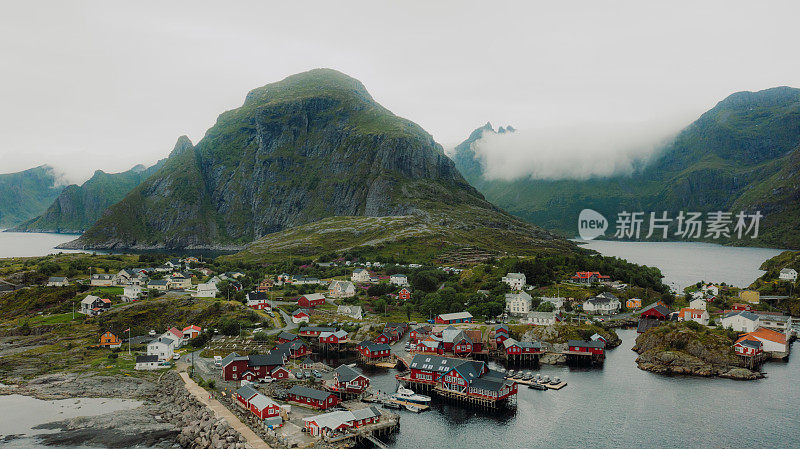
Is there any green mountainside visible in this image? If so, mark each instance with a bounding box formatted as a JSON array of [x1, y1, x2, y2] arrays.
[[62, 69, 571, 258], [11, 157, 166, 234], [0, 166, 64, 228], [452, 87, 800, 248]]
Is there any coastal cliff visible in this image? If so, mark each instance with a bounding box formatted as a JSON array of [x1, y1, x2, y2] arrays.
[[633, 322, 762, 380]]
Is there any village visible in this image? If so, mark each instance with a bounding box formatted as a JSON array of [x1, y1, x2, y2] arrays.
[[1, 252, 798, 448]]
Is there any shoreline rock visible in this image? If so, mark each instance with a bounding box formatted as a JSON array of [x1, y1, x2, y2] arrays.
[[4, 372, 250, 448]]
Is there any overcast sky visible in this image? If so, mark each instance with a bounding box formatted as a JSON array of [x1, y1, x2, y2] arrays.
[[2, 1, 799, 183]]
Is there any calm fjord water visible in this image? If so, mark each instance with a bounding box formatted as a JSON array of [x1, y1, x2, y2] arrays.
[[368, 329, 799, 449], [0, 231, 83, 258]]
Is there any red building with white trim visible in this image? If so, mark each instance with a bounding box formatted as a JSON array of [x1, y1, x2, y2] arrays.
[[287, 385, 339, 409]]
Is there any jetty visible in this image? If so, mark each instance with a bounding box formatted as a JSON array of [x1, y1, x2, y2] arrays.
[[507, 377, 568, 390]]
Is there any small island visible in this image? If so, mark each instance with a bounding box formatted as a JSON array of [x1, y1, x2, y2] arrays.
[[633, 321, 763, 380]]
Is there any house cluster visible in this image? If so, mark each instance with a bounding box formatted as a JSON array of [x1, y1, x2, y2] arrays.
[[298, 326, 350, 346], [276, 273, 325, 286], [409, 324, 483, 356], [135, 325, 201, 370], [398, 354, 517, 404], [720, 311, 793, 357], [373, 322, 409, 345], [221, 337, 315, 382], [234, 385, 283, 429]]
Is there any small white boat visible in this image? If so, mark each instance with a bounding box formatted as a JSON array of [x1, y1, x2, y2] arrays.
[[550, 376, 561, 385], [392, 386, 431, 404], [404, 403, 424, 413], [542, 375, 551, 383]]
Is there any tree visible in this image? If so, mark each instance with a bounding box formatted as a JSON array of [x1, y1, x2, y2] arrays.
[[536, 301, 555, 312], [403, 303, 413, 321]]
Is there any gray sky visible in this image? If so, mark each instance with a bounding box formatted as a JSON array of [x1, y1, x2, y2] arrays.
[[2, 0, 799, 183]]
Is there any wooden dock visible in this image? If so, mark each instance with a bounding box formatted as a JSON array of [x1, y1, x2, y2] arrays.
[[384, 398, 430, 411], [506, 377, 568, 390]]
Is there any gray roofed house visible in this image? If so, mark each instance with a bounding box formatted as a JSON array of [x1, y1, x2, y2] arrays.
[[567, 339, 605, 349], [236, 385, 259, 401], [350, 406, 381, 420], [334, 364, 362, 383], [288, 385, 334, 401]]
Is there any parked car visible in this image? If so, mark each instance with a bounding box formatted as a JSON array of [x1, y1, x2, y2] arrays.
[[173, 353, 181, 360], [214, 356, 222, 367]]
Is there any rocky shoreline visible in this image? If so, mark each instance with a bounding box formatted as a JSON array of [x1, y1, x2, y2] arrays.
[[1, 372, 250, 448], [634, 350, 763, 380], [633, 323, 764, 381]]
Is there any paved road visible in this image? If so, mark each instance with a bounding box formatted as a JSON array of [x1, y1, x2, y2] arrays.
[[179, 371, 271, 449], [267, 308, 297, 335]]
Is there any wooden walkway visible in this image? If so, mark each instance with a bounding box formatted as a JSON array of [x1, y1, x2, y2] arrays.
[[179, 372, 272, 449]]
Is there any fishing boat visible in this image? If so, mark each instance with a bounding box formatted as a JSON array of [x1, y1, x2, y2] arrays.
[[382, 401, 403, 410], [528, 383, 548, 390], [522, 371, 533, 381], [507, 369, 516, 377], [542, 375, 550, 383], [392, 385, 432, 404], [550, 376, 561, 385]]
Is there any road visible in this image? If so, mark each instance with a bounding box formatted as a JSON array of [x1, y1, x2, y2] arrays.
[[178, 371, 272, 449], [266, 307, 298, 335]]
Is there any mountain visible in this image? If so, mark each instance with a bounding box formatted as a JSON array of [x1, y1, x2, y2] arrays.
[[10, 157, 167, 234], [62, 69, 571, 257], [452, 87, 800, 248], [0, 166, 64, 228]]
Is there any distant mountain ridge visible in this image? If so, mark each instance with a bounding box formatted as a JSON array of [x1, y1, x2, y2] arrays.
[[11, 156, 167, 234], [452, 86, 800, 248], [0, 166, 64, 228], [61, 69, 571, 257]]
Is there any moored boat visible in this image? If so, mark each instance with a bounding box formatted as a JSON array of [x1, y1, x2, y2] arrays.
[[392, 385, 432, 404]]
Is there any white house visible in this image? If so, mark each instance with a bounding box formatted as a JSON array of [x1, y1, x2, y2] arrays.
[[328, 280, 356, 298], [122, 285, 143, 302], [193, 282, 218, 298], [147, 336, 175, 361], [678, 308, 710, 326], [502, 273, 526, 290], [779, 268, 798, 282], [80, 295, 110, 315], [90, 274, 115, 287], [689, 298, 707, 310], [389, 274, 409, 286], [754, 313, 793, 333], [526, 311, 558, 326], [46, 277, 69, 287], [720, 311, 760, 333], [168, 274, 192, 290], [582, 292, 621, 315], [134, 355, 162, 371], [337, 305, 363, 320], [351, 269, 370, 283], [539, 296, 565, 311], [702, 284, 719, 297], [505, 291, 533, 316]]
